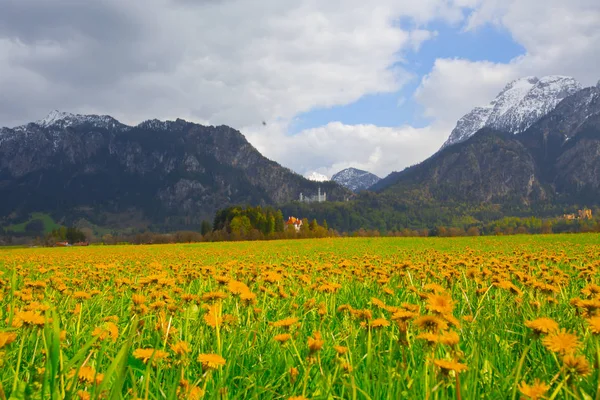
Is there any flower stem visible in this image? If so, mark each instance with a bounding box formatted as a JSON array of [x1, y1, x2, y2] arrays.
[[511, 341, 532, 400], [12, 328, 27, 394], [595, 338, 600, 400]]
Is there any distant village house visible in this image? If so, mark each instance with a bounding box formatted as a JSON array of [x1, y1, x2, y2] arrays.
[[285, 216, 303, 232], [563, 209, 592, 220]]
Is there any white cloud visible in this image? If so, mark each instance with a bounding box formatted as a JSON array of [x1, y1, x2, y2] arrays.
[[415, 0, 600, 127], [2, 0, 598, 180], [245, 121, 451, 178], [414, 58, 518, 123], [0, 0, 456, 128], [265, 0, 600, 177]]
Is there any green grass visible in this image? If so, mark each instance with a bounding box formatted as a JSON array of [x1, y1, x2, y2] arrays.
[[4, 212, 62, 234], [0, 234, 599, 399]]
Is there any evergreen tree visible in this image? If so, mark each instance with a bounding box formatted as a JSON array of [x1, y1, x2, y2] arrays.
[[201, 220, 212, 235]]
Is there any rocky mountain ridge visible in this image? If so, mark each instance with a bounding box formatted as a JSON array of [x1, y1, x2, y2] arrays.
[[0, 112, 350, 230], [441, 76, 582, 149], [331, 168, 380, 192], [375, 80, 600, 205]]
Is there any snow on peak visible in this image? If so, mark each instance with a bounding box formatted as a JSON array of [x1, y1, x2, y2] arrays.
[[35, 110, 121, 129], [304, 171, 330, 182], [137, 119, 171, 130], [331, 167, 380, 192], [442, 75, 582, 149], [37, 110, 74, 127]]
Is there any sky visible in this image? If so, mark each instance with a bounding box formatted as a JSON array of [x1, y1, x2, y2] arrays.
[[0, 0, 599, 178]]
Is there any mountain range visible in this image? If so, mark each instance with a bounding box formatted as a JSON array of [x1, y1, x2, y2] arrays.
[[0, 112, 350, 231], [374, 76, 600, 205], [2, 74, 600, 235]]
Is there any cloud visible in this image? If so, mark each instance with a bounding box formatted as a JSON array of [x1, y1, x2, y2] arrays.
[[0, 0, 454, 128], [415, 0, 600, 126], [245, 121, 451, 178], [414, 58, 518, 123], [2, 0, 598, 179]]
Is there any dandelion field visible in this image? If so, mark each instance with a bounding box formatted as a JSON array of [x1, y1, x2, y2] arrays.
[[1, 235, 600, 399]]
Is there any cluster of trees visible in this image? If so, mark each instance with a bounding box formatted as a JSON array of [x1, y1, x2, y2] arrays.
[[36, 226, 88, 246], [213, 206, 285, 236], [370, 215, 600, 237], [211, 206, 332, 241]]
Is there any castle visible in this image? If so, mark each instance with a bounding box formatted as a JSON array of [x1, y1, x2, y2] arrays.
[[299, 187, 327, 203]]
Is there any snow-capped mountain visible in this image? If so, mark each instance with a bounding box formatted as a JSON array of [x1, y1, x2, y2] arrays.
[[331, 168, 380, 192], [34, 110, 123, 130], [375, 78, 600, 205], [304, 171, 330, 182], [441, 76, 582, 149]]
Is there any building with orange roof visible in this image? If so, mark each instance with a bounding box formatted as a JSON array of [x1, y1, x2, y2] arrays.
[[285, 216, 303, 232]]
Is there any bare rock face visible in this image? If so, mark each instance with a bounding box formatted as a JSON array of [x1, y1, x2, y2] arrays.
[[0, 112, 350, 229]]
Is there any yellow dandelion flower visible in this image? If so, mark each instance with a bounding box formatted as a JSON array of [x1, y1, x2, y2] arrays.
[[370, 318, 390, 328], [131, 294, 147, 305], [91, 322, 118, 343], [586, 316, 600, 334], [133, 348, 169, 364], [341, 361, 353, 372], [202, 291, 228, 302], [13, 310, 45, 327], [433, 359, 468, 373], [518, 379, 549, 400], [171, 341, 191, 356], [542, 329, 580, 355], [416, 332, 439, 344], [73, 291, 91, 300], [438, 330, 460, 346], [525, 318, 559, 335], [272, 317, 299, 329], [77, 390, 91, 400], [240, 291, 256, 304], [70, 366, 104, 385], [274, 334, 292, 343], [177, 382, 205, 400], [289, 367, 299, 383], [308, 331, 324, 353], [0, 332, 17, 348], [197, 353, 226, 370], [227, 280, 250, 295], [204, 304, 223, 328], [442, 313, 462, 329], [563, 354, 591, 377], [333, 345, 348, 355], [414, 315, 448, 332], [391, 310, 417, 322], [426, 293, 455, 314]]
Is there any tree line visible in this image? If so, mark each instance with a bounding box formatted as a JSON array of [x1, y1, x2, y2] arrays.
[[4, 204, 600, 247]]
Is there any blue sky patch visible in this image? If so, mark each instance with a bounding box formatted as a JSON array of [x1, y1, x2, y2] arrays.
[[289, 22, 525, 133]]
